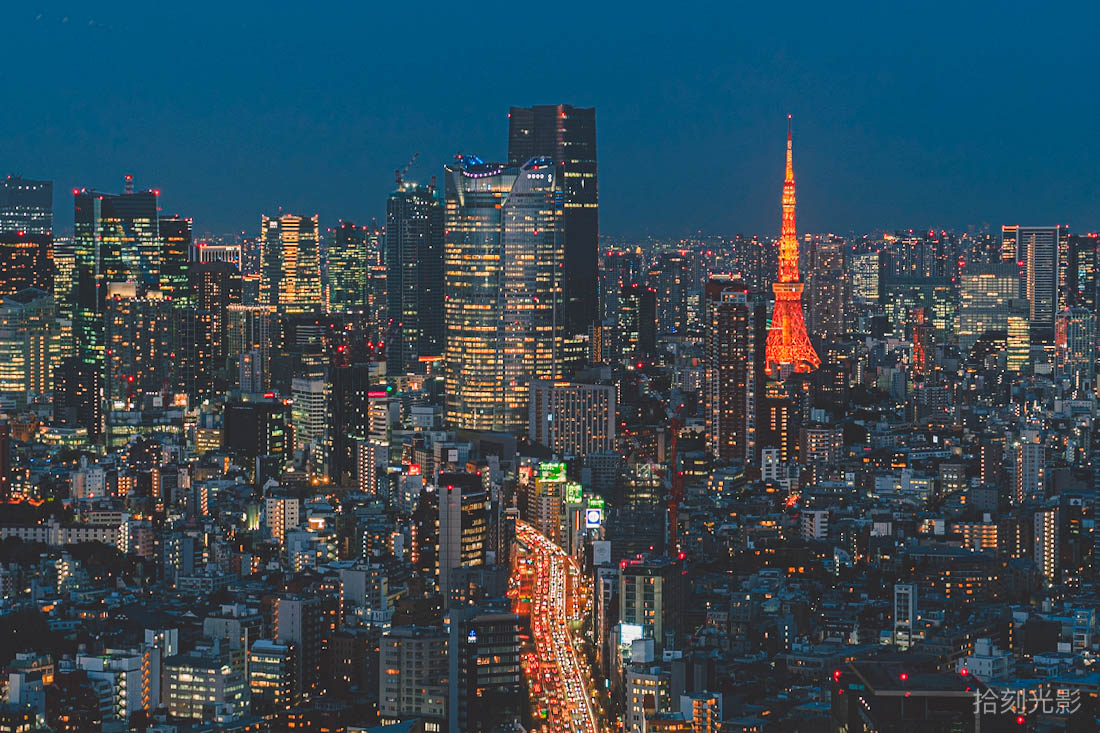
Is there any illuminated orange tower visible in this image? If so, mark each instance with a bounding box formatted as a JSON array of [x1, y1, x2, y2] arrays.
[[765, 116, 821, 377]]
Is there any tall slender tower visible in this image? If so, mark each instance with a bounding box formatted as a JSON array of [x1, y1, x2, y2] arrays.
[[765, 116, 820, 377]]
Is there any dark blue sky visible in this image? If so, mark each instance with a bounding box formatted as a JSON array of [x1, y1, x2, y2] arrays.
[[5, 2, 1098, 238]]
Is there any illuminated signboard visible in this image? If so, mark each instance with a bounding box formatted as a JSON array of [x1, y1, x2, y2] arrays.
[[538, 462, 566, 482], [585, 507, 603, 528], [587, 496, 605, 510], [565, 482, 583, 504]]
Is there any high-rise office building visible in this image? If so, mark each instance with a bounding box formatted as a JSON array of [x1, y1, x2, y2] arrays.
[[327, 220, 369, 311], [385, 184, 444, 374], [158, 215, 192, 307], [849, 250, 882, 304], [1000, 224, 1018, 264], [649, 249, 692, 337], [259, 214, 321, 313], [192, 260, 242, 382], [447, 607, 524, 732], [443, 155, 563, 431], [103, 286, 170, 414], [378, 626, 449, 728], [704, 277, 764, 463], [1067, 233, 1098, 312], [0, 230, 52, 296], [273, 595, 323, 702], [0, 176, 52, 235], [805, 237, 845, 338], [882, 277, 955, 344], [1007, 225, 1062, 337], [327, 363, 374, 485], [73, 188, 160, 370], [508, 104, 597, 337], [619, 556, 683, 653], [957, 264, 1019, 353], [0, 290, 59, 409], [528, 379, 616, 457], [437, 472, 488, 606], [291, 376, 327, 472], [619, 283, 657, 365], [1055, 306, 1095, 395]]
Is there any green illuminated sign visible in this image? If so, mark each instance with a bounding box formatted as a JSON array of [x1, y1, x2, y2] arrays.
[[587, 496, 604, 509], [565, 482, 583, 504], [538, 462, 566, 482]]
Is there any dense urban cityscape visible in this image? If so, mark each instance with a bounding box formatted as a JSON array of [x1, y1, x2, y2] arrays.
[[1, 65, 1100, 733]]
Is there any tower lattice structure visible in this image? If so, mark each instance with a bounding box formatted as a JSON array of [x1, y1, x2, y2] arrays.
[[764, 116, 821, 377]]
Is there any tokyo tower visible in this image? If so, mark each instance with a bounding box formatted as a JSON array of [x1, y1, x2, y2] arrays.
[[764, 116, 821, 377]]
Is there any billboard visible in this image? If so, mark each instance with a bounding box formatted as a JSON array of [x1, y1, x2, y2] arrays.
[[585, 506, 603, 528], [565, 482, 584, 504], [539, 462, 566, 482]]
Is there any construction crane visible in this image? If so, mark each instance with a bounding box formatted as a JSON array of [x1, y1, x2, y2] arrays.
[[394, 152, 420, 187]]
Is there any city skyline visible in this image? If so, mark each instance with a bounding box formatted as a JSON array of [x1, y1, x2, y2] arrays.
[[3, 6, 1100, 732], [5, 4, 1100, 238]]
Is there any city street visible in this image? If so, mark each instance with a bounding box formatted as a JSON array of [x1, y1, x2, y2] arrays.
[[512, 520, 602, 733]]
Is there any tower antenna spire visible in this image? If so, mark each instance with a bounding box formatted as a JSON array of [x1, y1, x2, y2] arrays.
[[765, 116, 821, 377]]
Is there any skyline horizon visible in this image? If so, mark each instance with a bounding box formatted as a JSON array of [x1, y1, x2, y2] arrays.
[[16, 122, 1095, 241], [8, 3, 1099, 239]]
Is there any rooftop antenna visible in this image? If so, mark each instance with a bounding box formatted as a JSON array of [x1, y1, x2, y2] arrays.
[[124, 173, 134, 194]]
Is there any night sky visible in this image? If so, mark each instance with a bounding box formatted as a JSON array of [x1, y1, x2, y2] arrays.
[[5, 2, 1098, 239]]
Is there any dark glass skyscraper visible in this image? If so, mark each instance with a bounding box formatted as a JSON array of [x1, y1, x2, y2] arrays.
[[159, 215, 193, 307], [385, 184, 443, 374], [508, 105, 597, 337], [704, 277, 765, 463], [73, 188, 160, 370]]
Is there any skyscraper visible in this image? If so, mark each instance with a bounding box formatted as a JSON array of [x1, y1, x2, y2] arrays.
[[1055, 306, 1095, 395], [327, 362, 373, 484], [0, 230, 52, 296], [73, 188, 160, 372], [1007, 225, 1062, 338], [0, 176, 52, 235], [704, 277, 764, 463], [764, 118, 820, 378], [957, 263, 1019, 353], [191, 259, 242, 381], [159, 215, 193, 307], [619, 282, 657, 365], [805, 237, 845, 338], [385, 184, 444, 374], [327, 221, 369, 311], [443, 155, 563, 431], [508, 105, 597, 337], [437, 472, 488, 606], [259, 214, 321, 313]]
